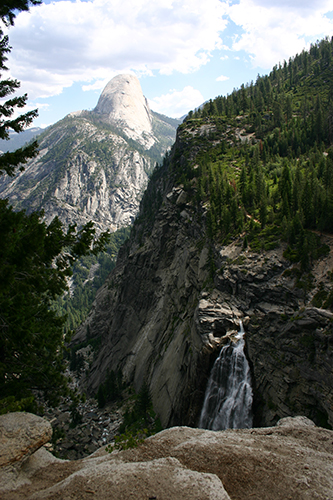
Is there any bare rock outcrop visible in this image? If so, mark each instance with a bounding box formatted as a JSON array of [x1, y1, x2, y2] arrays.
[[94, 74, 155, 148], [0, 412, 54, 492], [1, 414, 332, 500], [0, 75, 178, 233], [0, 412, 52, 468]]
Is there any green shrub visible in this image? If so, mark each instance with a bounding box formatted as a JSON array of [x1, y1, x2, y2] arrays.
[[0, 395, 36, 415]]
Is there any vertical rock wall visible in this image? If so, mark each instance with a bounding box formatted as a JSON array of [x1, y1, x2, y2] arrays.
[[74, 125, 333, 430]]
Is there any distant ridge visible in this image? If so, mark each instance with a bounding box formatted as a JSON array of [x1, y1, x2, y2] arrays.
[[0, 127, 44, 154], [0, 75, 180, 233]]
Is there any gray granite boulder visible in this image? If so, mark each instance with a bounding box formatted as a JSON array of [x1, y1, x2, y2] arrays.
[[0, 412, 52, 468]]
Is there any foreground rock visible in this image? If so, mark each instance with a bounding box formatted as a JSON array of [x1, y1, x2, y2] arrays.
[[1, 415, 332, 500], [0, 413, 52, 468], [0, 412, 53, 493]]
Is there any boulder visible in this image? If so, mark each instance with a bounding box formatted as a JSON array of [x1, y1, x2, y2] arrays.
[[0, 412, 52, 468], [33, 456, 231, 500], [0, 412, 54, 493], [1, 416, 332, 500]]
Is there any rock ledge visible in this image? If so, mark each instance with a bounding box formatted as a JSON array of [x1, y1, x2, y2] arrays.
[[1, 413, 332, 500]]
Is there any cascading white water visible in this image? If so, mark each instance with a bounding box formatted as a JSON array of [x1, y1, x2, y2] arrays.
[[199, 321, 253, 430]]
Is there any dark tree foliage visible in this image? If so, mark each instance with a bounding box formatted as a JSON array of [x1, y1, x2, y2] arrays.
[[0, 1, 41, 26], [0, 2, 42, 176], [97, 369, 123, 408], [162, 37, 333, 267], [0, 201, 109, 406], [0, 0, 110, 412]]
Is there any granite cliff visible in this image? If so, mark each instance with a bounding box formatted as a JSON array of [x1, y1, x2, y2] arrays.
[[93, 74, 155, 148], [0, 74, 179, 232], [73, 44, 333, 429], [73, 116, 333, 430]]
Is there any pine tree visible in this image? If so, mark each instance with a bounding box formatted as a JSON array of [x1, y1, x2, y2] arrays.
[[0, 1, 42, 176], [285, 95, 293, 122], [0, 1, 110, 412], [0, 203, 109, 407]]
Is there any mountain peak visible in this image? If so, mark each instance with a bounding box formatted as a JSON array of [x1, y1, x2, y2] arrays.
[[93, 74, 154, 147]]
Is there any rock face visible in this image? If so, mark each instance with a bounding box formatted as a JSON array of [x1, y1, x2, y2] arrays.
[[0, 75, 179, 232], [0, 412, 52, 468], [94, 74, 154, 148], [0, 412, 53, 493], [73, 122, 333, 430], [1, 413, 333, 500], [214, 238, 333, 428], [247, 306, 333, 428], [73, 173, 214, 427]]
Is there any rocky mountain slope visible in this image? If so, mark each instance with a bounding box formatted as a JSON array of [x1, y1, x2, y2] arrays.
[[0, 74, 179, 232], [1, 412, 333, 500], [73, 122, 333, 429], [73, 39, 333, 430], [73, 151, 213, 427]]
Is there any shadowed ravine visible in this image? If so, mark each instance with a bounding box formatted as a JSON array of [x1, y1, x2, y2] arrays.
[[199, 321, 253, 430]]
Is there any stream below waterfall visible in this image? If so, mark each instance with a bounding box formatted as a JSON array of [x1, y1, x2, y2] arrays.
[[199, 321, 253, 430]]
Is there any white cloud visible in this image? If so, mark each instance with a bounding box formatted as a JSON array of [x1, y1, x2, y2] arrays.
[[216, 75, 229, 82], [81, 76, 119, 93], [32, 102, 49, 112], [227, 0, 333, 69], [148, 86, 204, 118], [2, 99, 49, 122], [253, 0, 329, 9], [6, 0, 228, 99]]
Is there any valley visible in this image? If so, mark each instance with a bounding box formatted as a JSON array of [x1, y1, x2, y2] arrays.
[[1, 32, 333, 500], [71, 39, 333, 431], [1, 0, 333, 497]]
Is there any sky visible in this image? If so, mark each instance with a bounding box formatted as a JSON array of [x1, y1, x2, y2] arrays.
[[3, 0, 333, 129]]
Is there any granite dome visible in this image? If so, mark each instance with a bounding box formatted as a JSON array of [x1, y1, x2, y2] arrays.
[[94, 74, 155, 148]]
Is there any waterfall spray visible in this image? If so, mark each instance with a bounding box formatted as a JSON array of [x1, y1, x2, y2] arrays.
[[199, 321, 253, 430]]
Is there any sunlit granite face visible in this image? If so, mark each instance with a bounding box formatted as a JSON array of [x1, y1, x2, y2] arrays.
[[94, 74, 155, 147]]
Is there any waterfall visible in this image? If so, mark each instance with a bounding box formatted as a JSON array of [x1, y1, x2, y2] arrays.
[[199, 321, 253, 430]]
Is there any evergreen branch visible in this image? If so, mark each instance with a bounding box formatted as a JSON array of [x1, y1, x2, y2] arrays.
[[0, 1, 42, 27], [0, 96, 28, 119], [0, 108, 39, 138], [0, 139, 39, 176], [0, 78, 21, 98]]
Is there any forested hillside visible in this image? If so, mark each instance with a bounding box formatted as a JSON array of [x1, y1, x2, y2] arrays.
[[54, 226, 130, 332], [76, 36, 333, 430], [162, 36, 333, 271]]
